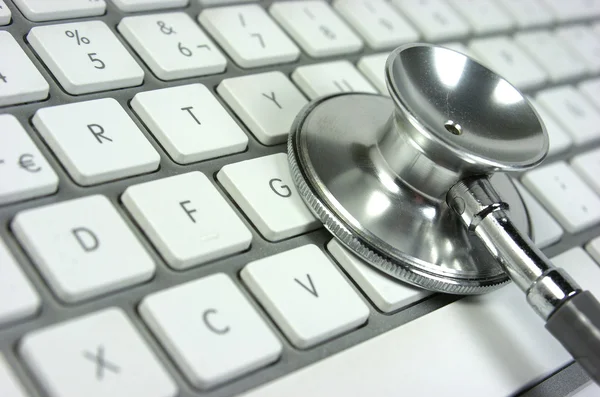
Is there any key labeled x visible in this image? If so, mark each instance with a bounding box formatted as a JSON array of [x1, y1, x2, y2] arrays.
[[83, 345, 120, 380]]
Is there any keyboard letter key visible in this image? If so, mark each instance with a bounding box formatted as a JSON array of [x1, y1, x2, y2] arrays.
[[392, 0, 469, 41], [12, 195, 156, 302], [0, 238, 40, 326], [199, 5, 299, 68], [28, 21, 144, 95], [328, 239, 431, 313], [536, 86, 600, 145], [131, 84, 248, 164], [217, 154, 320, 241], [522, 161, 600, 233], [118, 12, 226, 80], [140, 273, 282, 389], [292, 60, 377, 100], [0, 31, 49, 107], [242, 245, 369, 348], [20, 308, 178, 397], [122, 172, 252, 270], [217, 72, 308, 145], [0, 114, 58, 205], [33, 98, 160, 186]]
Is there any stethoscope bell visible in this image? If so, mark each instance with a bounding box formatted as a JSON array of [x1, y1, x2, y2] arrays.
[[288, 44, 600, 382]]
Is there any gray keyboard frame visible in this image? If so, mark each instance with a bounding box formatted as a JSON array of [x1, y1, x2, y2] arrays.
[[0, 1, 598, 396]]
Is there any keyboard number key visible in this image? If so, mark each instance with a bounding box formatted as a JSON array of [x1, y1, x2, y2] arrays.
[[27, 21, 144, 95], [217, 154, 320, 241], [119, 12, 226, 80], [270, 0, 363, 57], [217, 71, 308, 145], [0, 115, 58, 205], [20, 308, 178, 397], [140, 273, 282, 389], [522, 162, 600, 233], [0, 1, 11, 25], [391, 0, 469, 41], [334, 0, 418, 50], [111, 0, 187, 12], [241, 245, 370, 348], [12, 0, 106, 22], [199, 5, 299, 68], [0, 31, 49, 107]]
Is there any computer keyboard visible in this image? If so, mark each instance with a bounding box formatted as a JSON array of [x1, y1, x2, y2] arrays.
[[1, 0, 600, 396]]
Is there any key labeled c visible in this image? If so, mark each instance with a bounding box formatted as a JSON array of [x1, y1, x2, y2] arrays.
[[202, 308, 230, 335]]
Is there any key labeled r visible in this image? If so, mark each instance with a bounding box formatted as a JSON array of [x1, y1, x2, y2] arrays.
[[88, 124, 112, 144]]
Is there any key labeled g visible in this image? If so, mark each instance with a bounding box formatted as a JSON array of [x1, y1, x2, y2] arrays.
[[269, 178, 291, 198]]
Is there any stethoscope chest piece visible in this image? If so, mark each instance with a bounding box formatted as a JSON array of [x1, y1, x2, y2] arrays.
[[287, 44, 600, 382], [288, 43, 546, 294]]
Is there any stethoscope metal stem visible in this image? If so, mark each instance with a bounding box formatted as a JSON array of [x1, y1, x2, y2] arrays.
[[447, 177, 581, 320]]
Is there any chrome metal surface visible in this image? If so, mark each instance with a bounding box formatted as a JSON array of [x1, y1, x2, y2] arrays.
[[384, 44, 548, 198], [288, 93, 530, 294], [447, 178, 582, 319]]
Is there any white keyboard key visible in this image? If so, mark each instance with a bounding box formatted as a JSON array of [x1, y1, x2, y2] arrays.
[[0, 355, 28, 397], [12, 0, 106, 22], [579, 78, 600, 110], [0, 115, 58, 206], [199, 5, 299, 68], [495, 0, 554, 28], [131, 84, 247, 164], [571, 148, 600, 196], [586, 236, 600, 264], [468, 37, 547, 90], [447, 0, 514, 34], [0, 238, 40, 326], [111, 0, 187, 12], [20, 308, 178, 397], [270, 1, 363, 58], [140, 273, 282, 389], [513, 181, 563, 248], [292, 60, 377, 100], [122, 172, 252, 270], [217, 154, 320, 241], [32, 98, 160, 186], [539, 0, 600, 22], [521, 161, 600, 233], [28, 21, 144, 95], [199, 0, 255, 4], [391, 0, 469, 41], [357, 53, 389, 95], [529, 99, 572, 155], [0, 1, 11, 25], [328, 240, 431, 313], [241, 245, 369, 349], [536, 86, 600, 145], [514, 31, 588, 82], [241, 247, 600, 397], [556, 26, 600, 74], [594, 21, 600, 37], [118, 12, 226, 80], [0, 31, 49, 107], [217, 72, 308, 145], [12, 195, 155, 302], [333, 0, 418, 50]]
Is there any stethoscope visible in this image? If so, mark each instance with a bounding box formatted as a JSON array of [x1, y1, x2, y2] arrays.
[[287, 44, 600, 384]]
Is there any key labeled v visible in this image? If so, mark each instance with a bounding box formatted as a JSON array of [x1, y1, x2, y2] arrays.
[[294, 274, 318, 297]]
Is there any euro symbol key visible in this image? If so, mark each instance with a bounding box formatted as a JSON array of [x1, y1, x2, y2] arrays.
[[18, 154, 41, 173]]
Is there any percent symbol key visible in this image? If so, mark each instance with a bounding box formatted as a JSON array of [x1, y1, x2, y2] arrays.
[[27, 21, 144, 94]]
